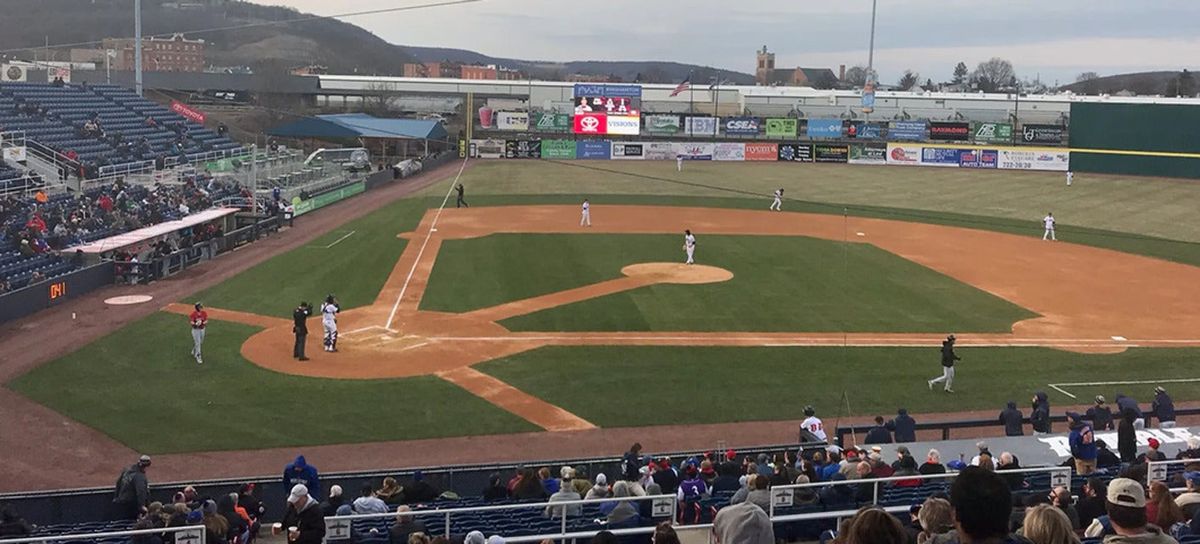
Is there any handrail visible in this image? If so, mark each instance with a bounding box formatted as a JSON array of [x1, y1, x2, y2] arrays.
[[0, 524, 202, 544]]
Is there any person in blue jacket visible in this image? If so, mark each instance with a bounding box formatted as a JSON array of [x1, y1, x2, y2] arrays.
[[284, 456, 321, 500], [888, 408, 917, 443], [1115, 394, 1144, 428], [1152, 386, 1176, 429]]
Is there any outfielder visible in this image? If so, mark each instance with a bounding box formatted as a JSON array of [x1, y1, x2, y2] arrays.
[[1066, 171, 1073, 187], [580, 199, 591, 227], [189, 302, 207, 364], [683, 229, 696, 265], [927, 334, 960, 393], [770, 188, 784, 211], [676, 154, 683, 172], [1043, 212, 1056, 241], [320, 295, 340, 352]]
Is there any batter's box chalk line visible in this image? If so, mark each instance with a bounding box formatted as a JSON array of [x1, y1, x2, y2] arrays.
[[1048, 377, 1200, 399]]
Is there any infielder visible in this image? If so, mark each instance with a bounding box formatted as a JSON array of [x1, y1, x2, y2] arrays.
[[770, 188, 784, 211], [676, 154, 683, 172], [927, 334, 960, 393], [320, 294, 340, 352], [455, 184, 468, 208], [1042, 212, 1056, 241], [683, 229, 696, 264], [580, 199, 591, 227], [189, 302, 207, 364]]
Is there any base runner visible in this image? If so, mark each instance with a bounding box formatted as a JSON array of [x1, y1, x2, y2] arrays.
[[189, 302, 207, 365]]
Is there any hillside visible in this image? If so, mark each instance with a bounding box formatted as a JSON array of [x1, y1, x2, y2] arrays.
[[1061, 71, 1195, 96]]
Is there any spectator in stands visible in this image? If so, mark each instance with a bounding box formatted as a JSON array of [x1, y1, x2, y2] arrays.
[[1177, 438, 1200, 465], [0, 279, 10, 294], [915, 497, 954, 544], [868, 451, 894, 478], [1076, 478, 1108, 529], [113, 455, 152, 520], [1151, 387, 1175, 429], [893, 455, 922, 487], [545, 476, 582, 519], [237, 483, 265, 522], [1140, 438, 1167, 464], [841, 506, 907, 544], [1021, 504, 1081, 544], [320, 485, 345, 516], [388, 506, 426, 544], [677, 464, 710, 505], [283, 456, 320, 500], [865, 416, 893, 444], [1115, 394, 1145, 429], [403, 471, 438, 504], [218, 494, 249, 544], [921, 449, 947, 475], [854, 462, 878, 503], [949, 466, 1019, 544], [0, 505, 34, 537], [375, 477, 403, 505], [996, 452, 1025, 491], [200, 500, 227, 544], [653, 459, 680, 494], [1177, 473, 1200, 519], [602, 481, 640, 527], [1031, 392, 1052, 434], [585, 473, 611, 500], [280, 485, 324, 544], [1083, 396, 1115, 430], [713, 501, 773, 544], [888, 408, 917, 443], [1068, 412, 1099, 476], [732, 475, 771, 511], [652, 522, 680, 544], [1147, 481, 1184, 531], [481, 473, 508, 501], [1118, 409, 1139, 464], [1049, 486, 1081, 530], [1000, 401, 1025, 436], [352, 484, 388, 514], [512, 469, 547, 500], [1095, 478, 1176, 543]]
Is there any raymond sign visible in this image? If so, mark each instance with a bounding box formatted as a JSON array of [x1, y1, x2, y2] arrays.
[[170, 100, 206, 124], [765, 118, 798, 138]]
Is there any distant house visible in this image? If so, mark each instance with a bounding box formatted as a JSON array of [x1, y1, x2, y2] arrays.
[[754, 46, 837, 89]]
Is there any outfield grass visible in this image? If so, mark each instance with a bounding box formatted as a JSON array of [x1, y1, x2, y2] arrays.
[[8, 313, 538, 453], [422, 233, 1034, 333], [433, 161, 1200, 244], [478, 345, 1200, 428]]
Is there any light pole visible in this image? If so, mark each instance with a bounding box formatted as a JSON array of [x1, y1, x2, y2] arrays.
[[866, 0, 877, 84], [134, 0, 143, 95]]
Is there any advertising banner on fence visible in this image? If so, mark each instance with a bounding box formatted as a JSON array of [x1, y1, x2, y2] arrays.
[[293, 181, 365, 216], [645, 115, 681, 134], [958, 148, 998, 168], [777, 143, 813, 162], [611, 142, 645, 160], [505, 140, 542, 158], [998, 148, 1070, 171], [723, 117, 761, 136], [886, 143, 923, 165], [685, 117, 718, 136], [170, 100, 206, 124], [888, 121, 928, 141], [806, 118, 843, 139], [573, 113, 640, 136], [921, 147, 962, 167], [765, 118, 798, 138], [973, 123, 1013, 144], [929, 122, 970, 141], [541, 139, 577, 159], [496, 111, 530, 131], [673, 142, 715, 160], [645, 142, 676, 160], [849, 143, 887, 164], [471, 138, 505, 159], [745, 143, 778, 161], [814, 144, 849, 163], [713, 142, 746, 161], [1020, 124, 1065, 144], [850, 122, 883, 139], [534, 112, 571, 132], [577, 140, 612, 159]]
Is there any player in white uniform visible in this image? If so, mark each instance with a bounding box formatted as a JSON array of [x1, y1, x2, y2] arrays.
[[683, 230, 696, 264], [769, 188, 784, 211], [676, 155, 683, 172], [320, 294, 340, 352], [580, 199, 591, 227], [1066, 171, 1073, 187], [1042, 212, 1056, 241], [800, 406, 828, 443]]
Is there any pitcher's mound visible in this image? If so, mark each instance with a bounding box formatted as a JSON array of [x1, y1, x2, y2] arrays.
[[621, 263, 733, 284]]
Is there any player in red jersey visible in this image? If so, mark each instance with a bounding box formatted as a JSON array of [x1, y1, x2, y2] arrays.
[[189, 302, 207, 365]]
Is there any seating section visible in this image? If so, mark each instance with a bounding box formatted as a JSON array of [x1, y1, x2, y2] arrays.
[[0, 156, 43, 194], [0, 82, 243, 177]]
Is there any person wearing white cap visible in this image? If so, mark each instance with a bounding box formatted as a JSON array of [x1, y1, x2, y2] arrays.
[[463, 532, 485, 544], [1084, 477, 1175, 543], [112, 455, 152, 520], [585, 473, 611, 500], [486, 536, 505, 544], [279, 484, 325, 544]]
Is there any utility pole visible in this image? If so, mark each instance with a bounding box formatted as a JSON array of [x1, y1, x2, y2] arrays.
[[867, 0, 878, 84], [135, 0, 143, 96]]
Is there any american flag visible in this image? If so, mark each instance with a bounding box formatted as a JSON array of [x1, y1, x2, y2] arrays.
[[669, 77, 691, 97]]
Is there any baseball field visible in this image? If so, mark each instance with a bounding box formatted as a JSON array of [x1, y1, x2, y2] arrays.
[[10, 159, 1200, 464]]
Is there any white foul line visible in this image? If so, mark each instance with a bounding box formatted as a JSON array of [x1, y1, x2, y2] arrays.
[[385, 157, 468, 331], [322, 230, 357, 248], [1048, 377, 1200, 400]]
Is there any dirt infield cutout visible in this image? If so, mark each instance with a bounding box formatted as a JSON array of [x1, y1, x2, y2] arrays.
[[170, 205, 1200, 431]]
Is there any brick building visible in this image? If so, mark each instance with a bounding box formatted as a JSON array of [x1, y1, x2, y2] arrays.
[[103, 34, 206, 73], [401, 62, 522, 80], [754, 46, 837, 89]]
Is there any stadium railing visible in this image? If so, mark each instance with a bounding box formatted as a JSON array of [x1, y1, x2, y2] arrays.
[[834, 410, 1200, 446], [0, 525, 205, 544], [1148, 458, 1199, 491]]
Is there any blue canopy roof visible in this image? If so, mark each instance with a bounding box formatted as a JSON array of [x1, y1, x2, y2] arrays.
[[268, 114, 448, 141]]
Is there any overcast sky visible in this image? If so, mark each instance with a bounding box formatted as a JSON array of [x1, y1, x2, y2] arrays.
[[268, 0, 1200, 85]]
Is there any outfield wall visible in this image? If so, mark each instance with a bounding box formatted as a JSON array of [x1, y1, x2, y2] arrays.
[[1069, 102, 1200, 179], [469, 138, 1070, 172]]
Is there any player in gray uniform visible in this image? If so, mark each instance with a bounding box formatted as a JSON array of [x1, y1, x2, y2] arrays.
[[320, 295, 340, 352]]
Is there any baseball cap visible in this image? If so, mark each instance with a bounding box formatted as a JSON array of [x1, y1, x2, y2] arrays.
[[1148, 438, 1161, 449], [186, 510, 203, 523], [138, 454, 151, 466], [1185, 472, 1200, 485], [288, 484, 309, 503], [1106, 478, 1146, 508], [1155, 386, 1166, 394], [870, 446, 882, 454], [1095, 395, 1106, 404], [725, 449, 737, 461]]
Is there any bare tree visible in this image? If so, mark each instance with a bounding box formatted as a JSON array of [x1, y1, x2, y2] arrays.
[[898, 70, 920, 90], [843, 65, 868, 87], [1075, 72, 1100, 82], [971, 57, 1016, 93], [362, 82, 398, 115], [952, 62, 969, 84]]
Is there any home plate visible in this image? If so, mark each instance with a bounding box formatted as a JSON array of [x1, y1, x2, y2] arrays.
[[431, 228, 438, 232], [856, 232, 865, 237], [105, 295, 154, 305], [1111, 336, 1128, 341]]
